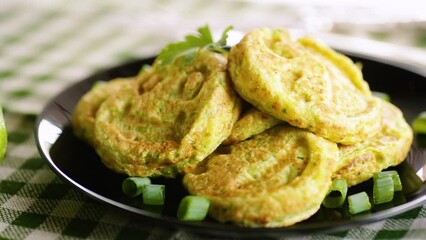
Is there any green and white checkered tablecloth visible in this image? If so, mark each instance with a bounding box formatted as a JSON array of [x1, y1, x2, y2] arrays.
[[1, 0, 426, 239]]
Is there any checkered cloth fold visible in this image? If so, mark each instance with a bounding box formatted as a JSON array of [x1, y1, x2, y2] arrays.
[[1, 0, 426, 239]]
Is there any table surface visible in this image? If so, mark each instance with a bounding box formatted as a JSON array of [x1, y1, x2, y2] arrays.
[[1, 0, 426, 239]]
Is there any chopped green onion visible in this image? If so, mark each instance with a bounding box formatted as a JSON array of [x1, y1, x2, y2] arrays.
[[323, 179, 348, 208], [412, 112, 426, 134], [122, 177, 151, 197], [391, 174, 402, 192], [348, 192, 371, 214], [372, 91, 391, 102], [142, 184, 165, 205], [374, 170, 402, 191], [177, 195, 210, 221], [373, 175, 394, 204]]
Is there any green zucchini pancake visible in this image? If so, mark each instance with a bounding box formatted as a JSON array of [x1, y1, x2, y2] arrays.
[[71, 78, 135, 146], [334, 99, 413, 186], [71, 65, 160, 146], [94, 49, 241, 178], [228, 28, 381, 144], [184, 125, 338, 227]]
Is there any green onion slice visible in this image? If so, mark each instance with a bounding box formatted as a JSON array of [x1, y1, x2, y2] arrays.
[[323, 179, 348, 208], [412, 111, 426, 134], [374, 170, 402, 191], [177, 195, 210, 221], [348, 192, 371, 214], [391, 174, 402, 192], [122, 177, 151, 197], [142, 184, 165, 205], [372, 91, 391, 102], [373, 174, 394, 204]]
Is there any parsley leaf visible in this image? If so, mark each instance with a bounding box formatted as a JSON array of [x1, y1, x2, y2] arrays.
[[156, 24, 233, 67], [216, 25, 233, 47]]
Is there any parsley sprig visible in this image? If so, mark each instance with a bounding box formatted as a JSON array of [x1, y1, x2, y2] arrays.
[[156, 25, 233, 67]]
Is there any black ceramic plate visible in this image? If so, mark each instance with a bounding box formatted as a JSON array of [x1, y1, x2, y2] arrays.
[[35, 47, 426, 238]]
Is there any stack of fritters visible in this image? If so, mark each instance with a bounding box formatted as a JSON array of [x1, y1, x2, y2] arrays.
[[72, 28, 413, 227]]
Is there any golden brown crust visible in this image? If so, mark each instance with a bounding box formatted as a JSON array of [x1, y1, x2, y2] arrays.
[[94, 50, 241, 178], [184, 125, 339, 227], [222, 107, 281, 145], [228, 28, 381, 144], [71, 78, 135, 146], [334, 99, 413, 186]]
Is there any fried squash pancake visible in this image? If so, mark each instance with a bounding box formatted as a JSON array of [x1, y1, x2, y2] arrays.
[[334, 99, 413, 186], [228, 28, 381, 144], [222, 107, 280, 145], [184, 125, 339, 227], [72, 67, 158, 146], [72, 78, 134, 146], [94, 50, 241, 178]]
